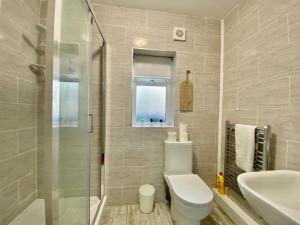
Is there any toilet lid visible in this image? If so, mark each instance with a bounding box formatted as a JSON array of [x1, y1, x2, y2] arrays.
[[168, 174, 213, 207]]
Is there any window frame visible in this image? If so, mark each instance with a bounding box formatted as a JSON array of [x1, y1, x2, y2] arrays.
[[132, 76, 175, 127]]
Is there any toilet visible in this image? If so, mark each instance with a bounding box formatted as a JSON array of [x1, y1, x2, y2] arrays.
[[164, 141, 213, 225]]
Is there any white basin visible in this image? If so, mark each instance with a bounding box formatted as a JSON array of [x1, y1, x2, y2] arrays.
[[237, 170, 300, 225]]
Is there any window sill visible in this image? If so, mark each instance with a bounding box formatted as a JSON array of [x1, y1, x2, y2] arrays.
[[132, 122, 174, 128]]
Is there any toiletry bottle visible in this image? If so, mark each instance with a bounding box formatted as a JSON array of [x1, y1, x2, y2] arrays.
[[217, 172, 225, 195]]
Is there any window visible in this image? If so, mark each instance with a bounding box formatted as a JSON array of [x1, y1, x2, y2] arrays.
[[136, 85, 166, 123], [132, 49, 176, 127], [132, 77, 174, 127], [53, 79, 79, 128]]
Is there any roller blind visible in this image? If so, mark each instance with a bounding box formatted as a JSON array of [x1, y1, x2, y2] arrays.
[[133, 55, 172, 78]]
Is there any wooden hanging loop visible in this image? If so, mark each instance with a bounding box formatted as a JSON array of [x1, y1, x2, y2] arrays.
[[180, 69, 193, 112], [186, 69, 191, 83]]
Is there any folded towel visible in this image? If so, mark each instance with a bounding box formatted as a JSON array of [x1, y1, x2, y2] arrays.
[[235, 124, 256, 172]]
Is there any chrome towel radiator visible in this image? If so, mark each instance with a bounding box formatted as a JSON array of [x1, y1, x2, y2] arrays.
[[224, 121, 271, 195]]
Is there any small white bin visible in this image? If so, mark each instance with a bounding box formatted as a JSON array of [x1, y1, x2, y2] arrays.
[[139, 184, 155, 214]]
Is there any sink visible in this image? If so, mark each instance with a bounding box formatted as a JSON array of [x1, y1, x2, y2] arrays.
[[237, 170, 300, 225]]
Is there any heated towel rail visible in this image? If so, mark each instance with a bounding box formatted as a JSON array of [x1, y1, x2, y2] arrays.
[[224, 121, 271, 195]]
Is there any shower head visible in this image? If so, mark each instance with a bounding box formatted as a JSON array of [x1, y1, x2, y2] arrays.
[[36, 24, 47, 32], [29, 63, 46, 75]]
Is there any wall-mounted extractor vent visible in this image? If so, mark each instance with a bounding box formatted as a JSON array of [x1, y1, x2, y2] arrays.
[[173, 27, 186, 41]]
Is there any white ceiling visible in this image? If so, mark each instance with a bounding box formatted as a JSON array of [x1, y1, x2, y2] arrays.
[[95, 0, 241, 19]]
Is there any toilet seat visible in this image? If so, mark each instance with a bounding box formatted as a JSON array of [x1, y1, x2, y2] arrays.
[[167, 174, 213, 207]]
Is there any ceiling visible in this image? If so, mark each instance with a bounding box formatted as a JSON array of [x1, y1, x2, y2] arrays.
[[95, 0, 241, 19]]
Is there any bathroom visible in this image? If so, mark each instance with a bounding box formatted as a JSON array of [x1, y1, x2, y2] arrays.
[[0, 0, 299, 225]]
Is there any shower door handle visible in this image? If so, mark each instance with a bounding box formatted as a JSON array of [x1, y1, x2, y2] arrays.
[[89, 114, 94, 133]]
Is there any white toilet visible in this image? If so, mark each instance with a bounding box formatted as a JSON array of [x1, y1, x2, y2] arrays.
[[164, 141, 213, 225]]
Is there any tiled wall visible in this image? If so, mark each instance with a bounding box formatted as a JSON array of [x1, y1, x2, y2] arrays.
[[0, 0, 40, 223], [91, 3, 221, 205], [223, 0, 300, 172]]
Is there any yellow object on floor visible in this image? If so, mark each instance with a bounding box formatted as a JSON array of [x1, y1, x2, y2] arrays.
[[217, 172, 225, 195]]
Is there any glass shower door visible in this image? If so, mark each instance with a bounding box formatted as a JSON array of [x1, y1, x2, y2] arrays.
[[51, 0, 92, 224]]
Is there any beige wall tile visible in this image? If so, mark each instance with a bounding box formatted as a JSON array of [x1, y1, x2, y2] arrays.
[[0, 103, 18, 131], [102, 25, 126, 49], [19, 172, 36, 201], [238, 77, 289, 109], [259, 41, 300, 80], [18, 128, 37, 153], [2, 0, 39, 38], [206, 19, 221, 36], [105, 187, 123, 206], [258, 108, 300, 141], [176, 52, 205, 73], [225, 9, 259, 50], [122, 187, 139, 204], [146, 11, 184, 31], [290, 73, 300, 107], [288, 3, 300, 43], [0, 151, 36, 188], [143, 166, 164, 185], [204, 54, 220, 73], [18, 80, 36, 104], [184, 15, 206, 35], [269, 138, 287, 170], [123, 166, 143, 186], [106, 167, 125, 187], [0, 0, 39, 220], [0, 11, 21, 47], [195, 34, 221, 54], [126, 27, 166, 50], [0, 130, 17, 159], [93, 4, 106, 24], [23, 0, 40, 16], [195, 145, 218, 165], [287, 141, 300, 171], [0, 75, 17, 103], [124, 148, 146, 167], [259, 0, 290, 29], [106, 6, 146, 27], [224, 6, 239, 33], [106, 146, 125, 167], [224, 48, 238, 72], [17, 104, 37, 129], [0, 183, 18, 222], [197, 164, 217, 187], [239, 15, 288, 64]]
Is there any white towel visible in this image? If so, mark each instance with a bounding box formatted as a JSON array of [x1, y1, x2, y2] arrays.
[[235, 124, 256, 172]]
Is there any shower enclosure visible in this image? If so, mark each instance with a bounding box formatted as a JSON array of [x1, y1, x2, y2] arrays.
[[0, 0, 107, 225]]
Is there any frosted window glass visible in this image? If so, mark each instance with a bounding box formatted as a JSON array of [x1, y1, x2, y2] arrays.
[[136, 85, 166, 122], [52, 80, 79, 127]]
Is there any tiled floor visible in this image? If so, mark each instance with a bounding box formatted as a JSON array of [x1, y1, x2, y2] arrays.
[[100, 203, 228, 225]]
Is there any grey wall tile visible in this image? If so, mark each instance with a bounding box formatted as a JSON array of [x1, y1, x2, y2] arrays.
[[0, 75, 17, 103], [0, 130, 18, 159], [288, 3, 300, 43], [19, 172, 36, 201], [224, 6, 239, 33], [290, 73, 300, 107], [287, 141, 300, 170], [146, 10, 184, 31], [206, 19, 221, 36], [237, 77, 289, 109]]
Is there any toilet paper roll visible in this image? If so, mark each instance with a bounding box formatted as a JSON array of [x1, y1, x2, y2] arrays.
[[179, 123, 188, 134], [179, 132, 189, 142], [167, 132, 177, 142]]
